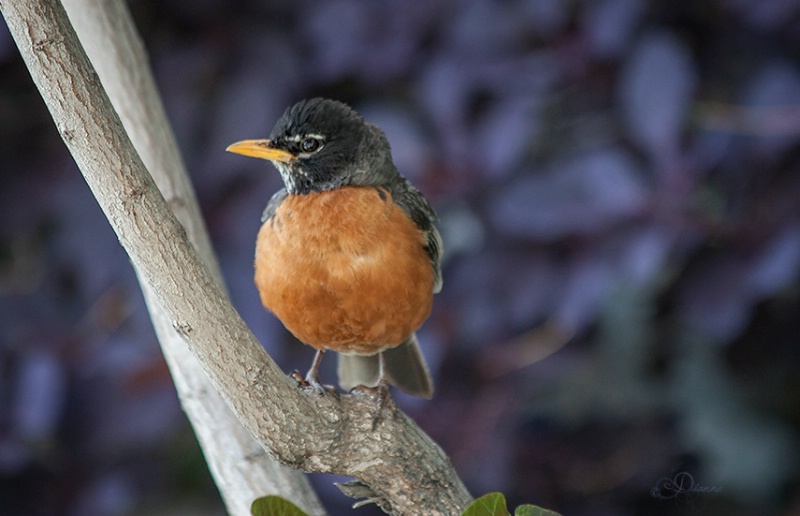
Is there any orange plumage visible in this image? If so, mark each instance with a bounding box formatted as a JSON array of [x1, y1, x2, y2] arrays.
[[254, 186, 434, 355]]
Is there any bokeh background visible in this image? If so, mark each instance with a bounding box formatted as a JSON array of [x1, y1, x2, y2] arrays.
[[2, 0, 800, 515]]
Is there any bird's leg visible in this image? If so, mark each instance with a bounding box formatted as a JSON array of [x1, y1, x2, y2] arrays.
[[371, 353, 394, 429], [306, 349, 325, 385], [291, 349, 334, 396], [376, 351, 391, 399]]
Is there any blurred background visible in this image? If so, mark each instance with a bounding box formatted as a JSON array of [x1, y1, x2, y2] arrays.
[[2, 0, 800, 515]]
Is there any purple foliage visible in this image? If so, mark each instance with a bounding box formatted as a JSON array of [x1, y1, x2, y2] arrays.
[[582, 0, 645, 59], [2, 0, 800, 514], [742, 61, 800, 159], [490, 147, 647, 240], [12, 352, 65, 442], [619, 30, 697, 166]]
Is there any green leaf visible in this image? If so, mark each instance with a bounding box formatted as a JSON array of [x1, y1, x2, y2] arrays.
[[251, 495, 310, 516], [461, 492, 509, 516], [514, 504, 562, 516]]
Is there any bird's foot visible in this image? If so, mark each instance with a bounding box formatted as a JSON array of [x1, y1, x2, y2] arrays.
[[289, 370, 337, 397], [351, 379, 395, 430]]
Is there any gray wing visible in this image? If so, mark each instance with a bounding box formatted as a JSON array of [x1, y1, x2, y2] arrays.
[[393, 181, 443, 293]]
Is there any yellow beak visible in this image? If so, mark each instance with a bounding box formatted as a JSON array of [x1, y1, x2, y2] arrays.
[[225, 139, 295, 163]]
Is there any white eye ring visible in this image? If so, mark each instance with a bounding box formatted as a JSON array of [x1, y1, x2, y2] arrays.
[[300, 136, 322, 153]]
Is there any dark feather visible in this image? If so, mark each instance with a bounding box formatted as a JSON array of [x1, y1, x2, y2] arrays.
[[391, 180, 444, 293], [261, 188, 288, 223]]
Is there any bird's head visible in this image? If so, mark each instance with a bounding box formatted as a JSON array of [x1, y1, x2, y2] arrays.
[[226, 98, 394, 194]]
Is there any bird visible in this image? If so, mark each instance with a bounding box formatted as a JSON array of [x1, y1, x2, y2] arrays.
[[226, 98, 442, 399]]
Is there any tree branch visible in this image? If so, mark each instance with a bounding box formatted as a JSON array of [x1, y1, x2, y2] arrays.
[[56, 0, 324, 513], [0, 1, 472, 514]]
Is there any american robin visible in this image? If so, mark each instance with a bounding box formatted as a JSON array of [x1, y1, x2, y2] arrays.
[[226, 98, 442, 399]]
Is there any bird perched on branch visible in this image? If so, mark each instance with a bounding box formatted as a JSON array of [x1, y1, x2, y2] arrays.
[[227, 98, 442, 399]]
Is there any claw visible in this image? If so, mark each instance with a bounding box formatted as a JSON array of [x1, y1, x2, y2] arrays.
[[290, 350, 337, 396], [350, 354, 395, 429]]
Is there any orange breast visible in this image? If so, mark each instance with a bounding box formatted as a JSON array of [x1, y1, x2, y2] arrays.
[[254, 186, 434, 355]]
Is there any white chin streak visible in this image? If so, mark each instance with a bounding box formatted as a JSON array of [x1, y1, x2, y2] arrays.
[[273, 162, 305, 193]]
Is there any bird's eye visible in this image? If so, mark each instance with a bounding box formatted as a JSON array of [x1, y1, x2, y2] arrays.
[[300, 137, 322, 154]]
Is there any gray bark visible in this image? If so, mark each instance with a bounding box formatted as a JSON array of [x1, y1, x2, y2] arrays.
[[58, 0, 324, 514]]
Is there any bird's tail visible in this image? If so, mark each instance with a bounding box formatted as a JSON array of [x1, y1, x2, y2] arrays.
[[337, 333, 434, 399]]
